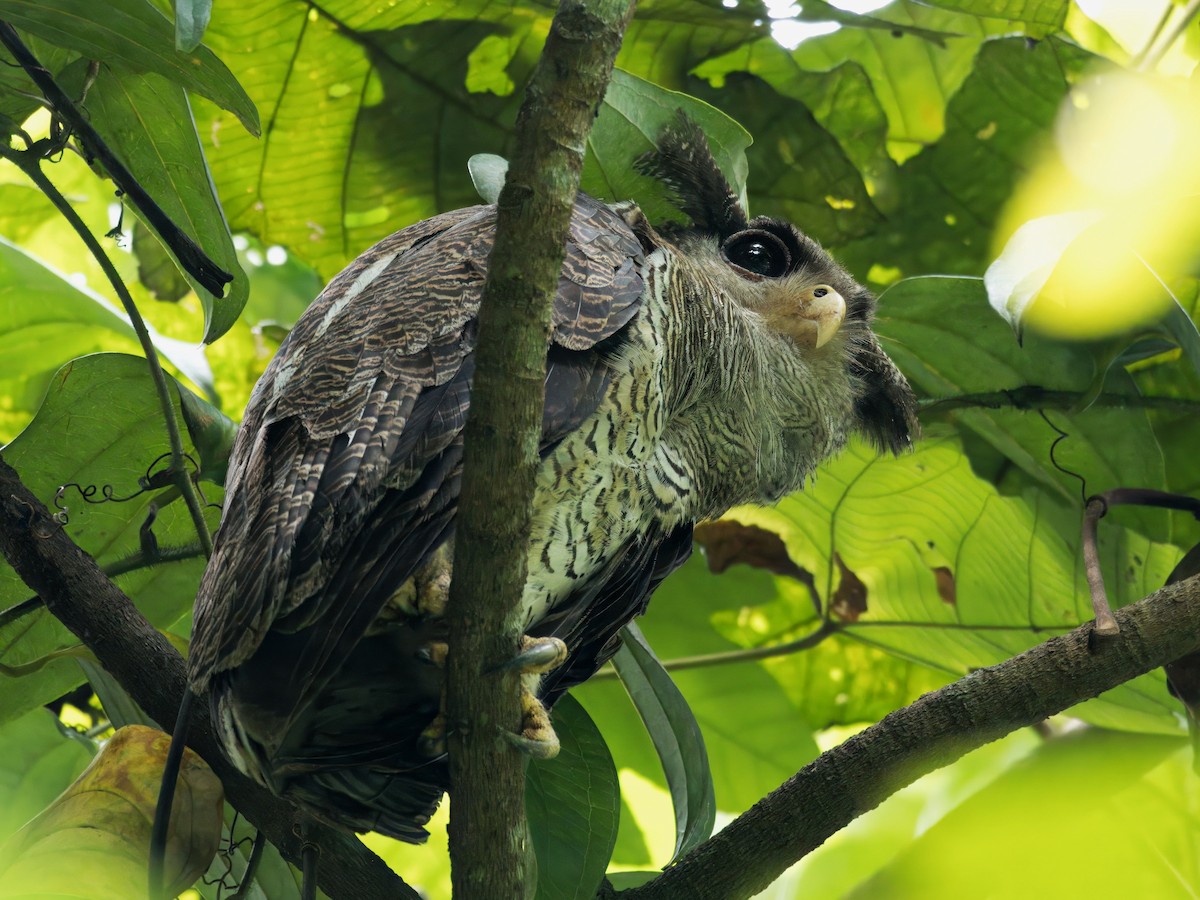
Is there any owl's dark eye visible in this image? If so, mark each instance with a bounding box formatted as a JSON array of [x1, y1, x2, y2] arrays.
[[721, 230, 791, 279]]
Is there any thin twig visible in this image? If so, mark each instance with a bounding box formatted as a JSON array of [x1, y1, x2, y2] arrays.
[[0, 147, 214, 560], [1135, 0, 1200, 70], [919, 387, 1200, 416]]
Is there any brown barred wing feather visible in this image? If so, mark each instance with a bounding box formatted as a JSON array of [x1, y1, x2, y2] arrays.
[[187, 195, 646, 837]]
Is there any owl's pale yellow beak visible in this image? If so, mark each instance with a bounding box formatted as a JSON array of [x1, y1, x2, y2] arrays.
[[796, 285, 846, 349]]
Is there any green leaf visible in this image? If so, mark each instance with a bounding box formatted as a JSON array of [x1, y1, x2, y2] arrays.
[[789, 1, 1008, 161], [684, 71, 884, 246], [82, 66, 248, 342], [177, 385, 238, 486], [0, 708, 92, 844], [612, 622, 715, 860], [878, 275, 1176, 542], [837, 36, 1096, 281], [0, 0, 258, 134], [0, 353, 218, 725], [527, 695, 619, 900], [192, 1, 757, 277], [0, 236, 214, 443], [984, 211, 1102, 336], [848, 731, 1189, 898], [584, 68, 751, 222], [468, 153, 508, 205], [913, 0, 1068, 37], [195, 1, 523, 278], [133, 220, 191, 304], [693, 48, 896, 215], [731, 435, 1183, 733], [794, 0, 956, 45], [173, 0, 211, 51], [617, 0, 770, 89], [0, 32, 77, 128], [580, 557, 823, 814]]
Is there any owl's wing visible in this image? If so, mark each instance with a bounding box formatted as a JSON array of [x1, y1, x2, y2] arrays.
[[188, 194, 645, 708]]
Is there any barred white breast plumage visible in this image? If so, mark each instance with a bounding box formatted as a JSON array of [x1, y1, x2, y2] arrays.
[[187, 114, 918, 842]]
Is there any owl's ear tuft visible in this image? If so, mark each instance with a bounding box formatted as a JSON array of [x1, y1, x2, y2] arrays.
[[636, 111, 748, 238]]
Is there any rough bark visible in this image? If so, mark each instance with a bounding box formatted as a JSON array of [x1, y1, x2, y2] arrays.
[[443, 1, 635, 897], [0, 455, 417, 900], [621, 573, 1200, 900]]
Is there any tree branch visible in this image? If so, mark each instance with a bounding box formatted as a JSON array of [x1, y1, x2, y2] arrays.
[[444, 1, 634, 897], [620, 575, 1200, 900], [0, 455, 417, 900]]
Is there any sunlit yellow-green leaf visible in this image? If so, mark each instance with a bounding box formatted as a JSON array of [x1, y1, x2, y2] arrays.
[[0, 725, 223, 898]]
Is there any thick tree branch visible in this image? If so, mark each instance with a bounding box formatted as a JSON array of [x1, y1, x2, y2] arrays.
[[621, 575, 1200, 900], [0, 455, 417, 900], [444, 1, 634, 897]]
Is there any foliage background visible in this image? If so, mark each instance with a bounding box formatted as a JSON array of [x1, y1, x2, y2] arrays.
[[2, 0, 1200, 897]]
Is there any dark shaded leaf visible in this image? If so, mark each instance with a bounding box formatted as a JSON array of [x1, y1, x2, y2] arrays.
[[526, 695, 619, 900], [613, 622, 715, 860], [83, 67, 248, 342]]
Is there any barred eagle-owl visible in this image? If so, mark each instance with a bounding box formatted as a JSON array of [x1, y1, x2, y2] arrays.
[[188, 117, 918, 842]]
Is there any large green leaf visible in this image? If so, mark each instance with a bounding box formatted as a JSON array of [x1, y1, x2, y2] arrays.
[[0, 708, 93, 843], [686, 71, 884, 246], [729, 436, 1183, 733], [878, 275, 1177, 543], [789, 1, 1008, 161], [694, 49, 896, 215], [0, 237, 213, 443], [0, 353, 218, 725], [838, 36, 1097, 282], [190, 0, 763, 277], [83, 67, 248, 342], [0, 0, 258, 133], [526, 696, 619, 900], [848, 731, 1190, 898]]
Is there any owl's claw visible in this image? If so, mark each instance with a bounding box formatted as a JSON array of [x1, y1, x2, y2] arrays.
[[418, 712, 448, 757], [493, 635, 568, 675], [505, 684, 560, 759], [416, 640, 448, 667], [416, 635, 568, 759]]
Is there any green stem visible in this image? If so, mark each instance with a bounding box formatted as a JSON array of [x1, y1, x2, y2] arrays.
[[919, 387, 1200, 416], [1135, 0, 1200, 70], [1, 148, 213, 558]]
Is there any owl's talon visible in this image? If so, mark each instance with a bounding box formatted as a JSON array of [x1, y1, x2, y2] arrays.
[[418, 712, 448, 757], [416, 641, 448, 667], [493, 635, 568, 675], [505, 686, 560, 759]]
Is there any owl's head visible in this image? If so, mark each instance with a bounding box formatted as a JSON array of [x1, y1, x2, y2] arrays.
[[636, 113, 919, 455]]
